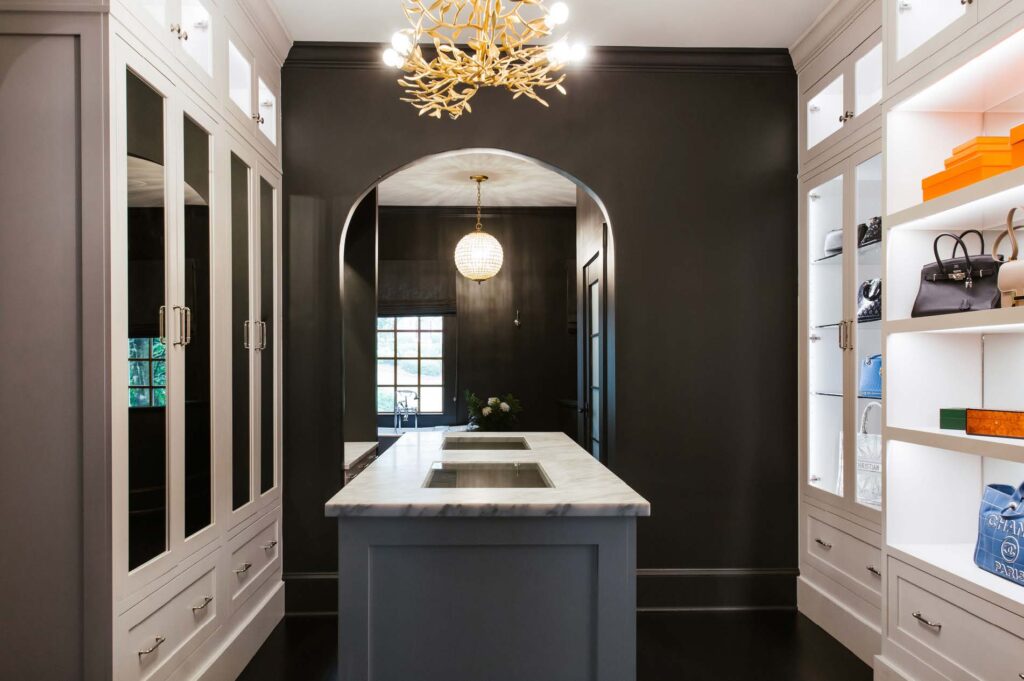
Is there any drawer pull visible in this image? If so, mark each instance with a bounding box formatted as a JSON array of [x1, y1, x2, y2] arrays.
[[262, 540, 278, 551], [867, 566, 882, 577], [137, 636, 166, 658], [912, 611, 941, 630], [234, 562, 253, 575], [814, 538, 833, 550], [191, 596, 213, 613]]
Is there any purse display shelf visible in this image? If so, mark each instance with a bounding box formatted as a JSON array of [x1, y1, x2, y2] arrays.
[[887, 425, 1024, 466], [887, 163, 1024, 233], [887, 542, 1024, 615], [812, 240, 883, 265], [885, 305, 1024, 334]]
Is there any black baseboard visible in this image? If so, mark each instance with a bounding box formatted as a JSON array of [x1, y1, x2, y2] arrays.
[[284, 572, 338, 616], [636, 568, 798, 612], [286, 568, 798, 615]]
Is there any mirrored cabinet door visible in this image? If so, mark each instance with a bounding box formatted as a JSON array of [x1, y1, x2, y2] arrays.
[[258, 176, 277, 495], [806, 170, 846, 501], [125, 69, 171, 572], [231, 152, 252, 511], [182, 113, 213, 537]]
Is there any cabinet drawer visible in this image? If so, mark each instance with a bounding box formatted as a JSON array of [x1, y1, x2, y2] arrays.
[[120, 554, 218, 681], [890, 559, 1024, 681], [806, 512, 883, 602], [229, 511, 280, 603]]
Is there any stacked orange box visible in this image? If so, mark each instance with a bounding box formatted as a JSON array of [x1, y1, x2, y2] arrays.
[[1013, 123, 1024, 168], [922, 136, 1013, 201]]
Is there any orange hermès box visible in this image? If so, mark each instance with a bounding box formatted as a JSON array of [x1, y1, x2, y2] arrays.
[[1012, 123, 1024, 168], [922, 153, 1013, 201]]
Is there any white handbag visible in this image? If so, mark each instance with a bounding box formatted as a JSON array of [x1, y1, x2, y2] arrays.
[[994, 207, 1024, 308], [855, 402, 882, 508]]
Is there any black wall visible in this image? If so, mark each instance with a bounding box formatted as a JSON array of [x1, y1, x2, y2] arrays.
[[282, 44, 798, 611], [378, 206, 577, 431], [342, 191, 379, 442]]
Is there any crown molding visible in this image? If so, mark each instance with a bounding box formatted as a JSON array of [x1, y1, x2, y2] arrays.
[[379, 205, 577, 216], [237, 0, 292, 67], [286, 42, 794, 75], [789, 0, 877, 73]]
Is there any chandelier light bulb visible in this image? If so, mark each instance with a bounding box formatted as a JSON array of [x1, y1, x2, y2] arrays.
[[570, 41, 588, 62], [382, 47, 403, 68], [547, 39, 572, 66], [391, 31, 413, 56], [546, 2, 570, 27]]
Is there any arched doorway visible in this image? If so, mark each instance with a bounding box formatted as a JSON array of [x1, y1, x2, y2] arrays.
[[336, 148, 615, 462]]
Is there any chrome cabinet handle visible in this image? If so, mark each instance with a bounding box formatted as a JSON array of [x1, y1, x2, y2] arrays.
[[234, 562, 252, 575], [867, 566, 882, 577], [912, 612, 941, 630], [254, 320, 268, 351], [243, 321, 251, 350], [845, 320, 854, 351], [262, 321, 268, 350], [262, 540, 278, 551], [159, 305, 166, 344], [838, 321, 846, 350], [191, 596, 213, 613], [815, 538, 833, 550], [183, 306, 192, 346], [252, 113, 265, 125], [173, 306, 185, 346], [138, 636, 166, 658]]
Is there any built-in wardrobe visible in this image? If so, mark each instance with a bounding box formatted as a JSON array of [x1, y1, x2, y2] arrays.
[[796, 0, 1024, 678], [0, 2, 289, 679]]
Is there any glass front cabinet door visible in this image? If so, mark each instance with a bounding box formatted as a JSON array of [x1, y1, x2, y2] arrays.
[[887, 0, 978, 83], [803, 141, 884, 521], [802, 35, 882, 168]]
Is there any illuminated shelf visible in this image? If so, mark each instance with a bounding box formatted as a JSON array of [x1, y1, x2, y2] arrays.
[[886, 164, 1024, 233], [888, 543, 1024, 613], [885, 307, 1024, 335], [886, 425, 1024, 465]]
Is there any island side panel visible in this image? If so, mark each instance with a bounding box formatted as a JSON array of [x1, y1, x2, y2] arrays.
[[337, 516, 636, 681]]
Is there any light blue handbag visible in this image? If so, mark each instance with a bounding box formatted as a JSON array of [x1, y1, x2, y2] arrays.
[[859, 354, 882, 399], [974, 482, 1024, 587]]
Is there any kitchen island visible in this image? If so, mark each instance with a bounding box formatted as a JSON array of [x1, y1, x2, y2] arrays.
[[324, 431, 650, 681]]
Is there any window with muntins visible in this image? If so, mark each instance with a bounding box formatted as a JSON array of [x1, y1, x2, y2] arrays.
[[376, 316, 444, 414]]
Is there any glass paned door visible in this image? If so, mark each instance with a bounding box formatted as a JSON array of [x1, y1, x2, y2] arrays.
[[895, 0, 968, 60], [179, 0, 214, 77], [182, 114, 212, 537], [584, 253, 603, 460], [807, 74, 844, 151], [807, 173, 845, 499], [854, 43, 883, 116], [126, 69, 170, 570], [853, 154, 883, 510], [231, 153, 252, 510]]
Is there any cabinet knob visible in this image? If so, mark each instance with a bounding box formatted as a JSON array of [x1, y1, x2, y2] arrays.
[[867, 565, 882, 577], [252, 113, 265, 125], [912, 611, 941, 630], [815, 538, 833, 550], [137, 636, 166, 658], [961, 0, 973, 5]]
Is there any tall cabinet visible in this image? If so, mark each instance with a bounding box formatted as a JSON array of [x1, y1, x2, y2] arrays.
[[794, 0, 886, 667], [876, 0, 1024, 679], [0, 1, 289, 679], [109, 1, 286, 678]]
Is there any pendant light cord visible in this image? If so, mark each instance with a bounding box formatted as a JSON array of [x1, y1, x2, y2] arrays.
[[475, 177, 484, 231]]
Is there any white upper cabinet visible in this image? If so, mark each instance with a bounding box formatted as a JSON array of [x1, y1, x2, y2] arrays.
[[179, 0, 214, 78], [225, 30, 280, 152], [228, 38, 252, 120], [257, 77, 278, 146], [801, 33, 884, 170]]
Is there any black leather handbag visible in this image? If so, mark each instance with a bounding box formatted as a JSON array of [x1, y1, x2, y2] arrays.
[[857, 278, 882, 322], [911, 231, 1002, 318]]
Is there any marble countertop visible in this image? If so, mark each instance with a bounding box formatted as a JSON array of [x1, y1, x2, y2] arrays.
[[344, 441, 378, 470], [325, 431, 650, 518]]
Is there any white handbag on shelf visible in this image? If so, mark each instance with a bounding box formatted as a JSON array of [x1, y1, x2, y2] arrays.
[[855, 402, 882, 508], [994, 207, 1024, 308]]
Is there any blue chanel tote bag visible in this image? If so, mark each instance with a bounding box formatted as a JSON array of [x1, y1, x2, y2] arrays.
[[974, 482, 1024, 587]]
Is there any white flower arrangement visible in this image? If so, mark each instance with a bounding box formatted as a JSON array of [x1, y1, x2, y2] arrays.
[[465, 391, 523, 431], [481, 406, 493, 417], [487, 397, 500, 406], [499, 402, 511, 412]]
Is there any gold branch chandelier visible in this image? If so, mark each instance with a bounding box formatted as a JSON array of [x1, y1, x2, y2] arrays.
[[382, 1, 587, 120]]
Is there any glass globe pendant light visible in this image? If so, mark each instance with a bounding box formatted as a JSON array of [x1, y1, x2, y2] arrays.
[[454, 176, 504, 282]]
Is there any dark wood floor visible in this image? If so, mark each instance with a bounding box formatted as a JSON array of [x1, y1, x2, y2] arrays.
[[237, 610, 872, 681]]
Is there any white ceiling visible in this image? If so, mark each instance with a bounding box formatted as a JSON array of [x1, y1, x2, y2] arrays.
[[269, 0, 833, 49], [377, 151, 577, 207]]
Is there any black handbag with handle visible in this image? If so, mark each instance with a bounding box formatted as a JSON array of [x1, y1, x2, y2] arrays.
[[911, 230, 1002, 318], [857, 278, 882, 322]]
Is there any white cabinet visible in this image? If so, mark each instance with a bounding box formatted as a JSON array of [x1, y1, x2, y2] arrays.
[[801, 140, 884, 525], [887, 0, 975, 81], [225, 29, 280, 155], [118, 0, 218, 93], [801, 32, 883, 170]]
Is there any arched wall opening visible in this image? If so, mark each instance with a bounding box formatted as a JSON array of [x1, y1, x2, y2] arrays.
[[336, 147, 617, 462]]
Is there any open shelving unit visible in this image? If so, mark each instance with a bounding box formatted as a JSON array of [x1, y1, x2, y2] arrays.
[[882, 15, 1024, 643]]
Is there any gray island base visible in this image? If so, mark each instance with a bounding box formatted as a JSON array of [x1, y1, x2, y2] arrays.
[[325, 431, 650, 681]]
